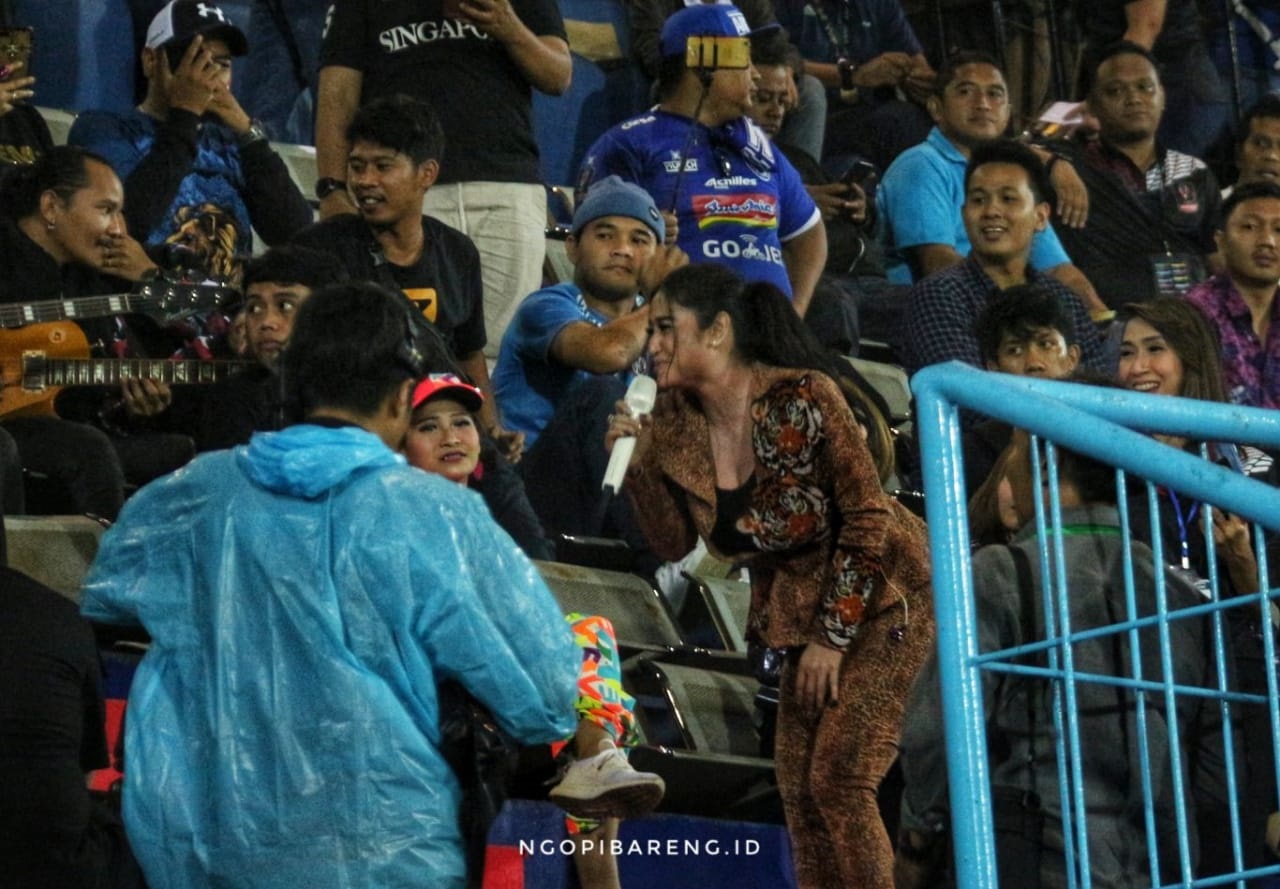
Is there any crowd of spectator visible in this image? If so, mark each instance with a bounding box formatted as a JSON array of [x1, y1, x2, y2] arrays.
[[4, 0, 1280, 886]]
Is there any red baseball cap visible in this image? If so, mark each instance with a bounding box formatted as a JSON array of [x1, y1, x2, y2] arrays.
[[411, 373, 484, 412]]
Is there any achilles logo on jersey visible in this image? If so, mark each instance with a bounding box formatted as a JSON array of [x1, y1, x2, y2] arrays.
[[702, 235, 783, 263], [703, 175, 761, 189], [379, 20, 488, 51], [692, 193, 778, 230]]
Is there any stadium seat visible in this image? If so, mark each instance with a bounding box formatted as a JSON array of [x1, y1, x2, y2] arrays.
[[535, 560, 684, 651], [3, 514, 107, 603], [622, 649, 779, 821], [534, 0, 649, 186], [679, 572, 751, 652], [35, 106, 76, 146], [845, 355, 912, 429], [17, 0, 136, 113]]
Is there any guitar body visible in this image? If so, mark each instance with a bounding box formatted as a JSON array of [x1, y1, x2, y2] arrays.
[[0, 322, 90, 419], [1, 322, 251, 421]]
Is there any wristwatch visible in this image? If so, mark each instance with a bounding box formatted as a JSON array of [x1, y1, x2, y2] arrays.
[[237, 119, 268, 148], [315, 177, 348, 200]]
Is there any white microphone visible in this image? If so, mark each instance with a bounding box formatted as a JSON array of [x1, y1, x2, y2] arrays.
[[602, 374, 657, 494]]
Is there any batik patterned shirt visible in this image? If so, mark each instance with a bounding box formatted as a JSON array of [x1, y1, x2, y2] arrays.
[[1185, 274, 1280, 409]]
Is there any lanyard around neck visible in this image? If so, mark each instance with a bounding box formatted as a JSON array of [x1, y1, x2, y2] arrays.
[[1166, 489, 1200, 571]]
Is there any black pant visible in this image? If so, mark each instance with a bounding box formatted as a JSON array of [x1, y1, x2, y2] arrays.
[[3, 416, 194, 520], [517, 375, 659, 577], [4, 417, 127, 521]]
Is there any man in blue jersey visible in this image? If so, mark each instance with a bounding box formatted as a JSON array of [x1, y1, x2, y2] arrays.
[[578, 4, 827, 316]]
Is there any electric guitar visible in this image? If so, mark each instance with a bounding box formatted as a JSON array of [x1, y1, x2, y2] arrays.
[[0, 279, 236, 330], [1, 280, 246, 419]]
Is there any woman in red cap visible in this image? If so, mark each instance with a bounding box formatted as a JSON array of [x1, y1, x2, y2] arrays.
[[404, 373, 664, 889]]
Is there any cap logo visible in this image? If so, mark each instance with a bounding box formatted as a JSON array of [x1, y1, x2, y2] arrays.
[[196, 2, 227, 22], [727, 9, 749, 35]]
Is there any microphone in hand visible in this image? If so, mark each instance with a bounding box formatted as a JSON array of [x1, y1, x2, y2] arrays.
[[601, 374, 657, 494]]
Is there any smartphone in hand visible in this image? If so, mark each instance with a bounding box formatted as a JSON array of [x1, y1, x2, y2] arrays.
[[0, 27, 33, 80], [843, 159, 878, 191]]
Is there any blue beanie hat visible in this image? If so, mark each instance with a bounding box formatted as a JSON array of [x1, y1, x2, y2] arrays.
[[572, 176, 665, 242]]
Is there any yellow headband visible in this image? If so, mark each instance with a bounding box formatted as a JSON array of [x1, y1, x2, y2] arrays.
[[685, 35, 751, 70]]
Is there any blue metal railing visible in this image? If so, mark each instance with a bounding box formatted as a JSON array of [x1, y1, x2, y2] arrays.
[[913, 362, 1280, 889]]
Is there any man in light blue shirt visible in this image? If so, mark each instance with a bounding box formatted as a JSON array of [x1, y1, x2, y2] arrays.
[[878, 50, 1105, 314]]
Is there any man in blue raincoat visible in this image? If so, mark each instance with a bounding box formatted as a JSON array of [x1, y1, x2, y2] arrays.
[[81, 281, 580, 888]]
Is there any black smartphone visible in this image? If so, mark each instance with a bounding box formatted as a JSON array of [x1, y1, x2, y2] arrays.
[[0, 26, 33, 79], [843, 159, 878, 189]]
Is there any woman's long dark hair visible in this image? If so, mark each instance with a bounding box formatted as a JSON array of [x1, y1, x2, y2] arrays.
[[658, 263, 896, 481]]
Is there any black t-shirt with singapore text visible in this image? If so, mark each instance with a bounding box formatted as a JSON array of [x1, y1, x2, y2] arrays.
[[320, 0, 566, 184], [291, 214, 487, 358]]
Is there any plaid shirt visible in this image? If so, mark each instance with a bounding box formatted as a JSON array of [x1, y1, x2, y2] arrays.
[[1184, 274, 1280, 409], [903, 256, 1107, 377]]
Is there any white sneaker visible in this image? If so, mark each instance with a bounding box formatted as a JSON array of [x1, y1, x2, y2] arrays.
[[548, 746, 666, 820]]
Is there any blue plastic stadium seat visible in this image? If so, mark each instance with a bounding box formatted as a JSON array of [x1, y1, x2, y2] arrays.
[[534, 0, 649, 186], [16, 0, 137, 113]]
